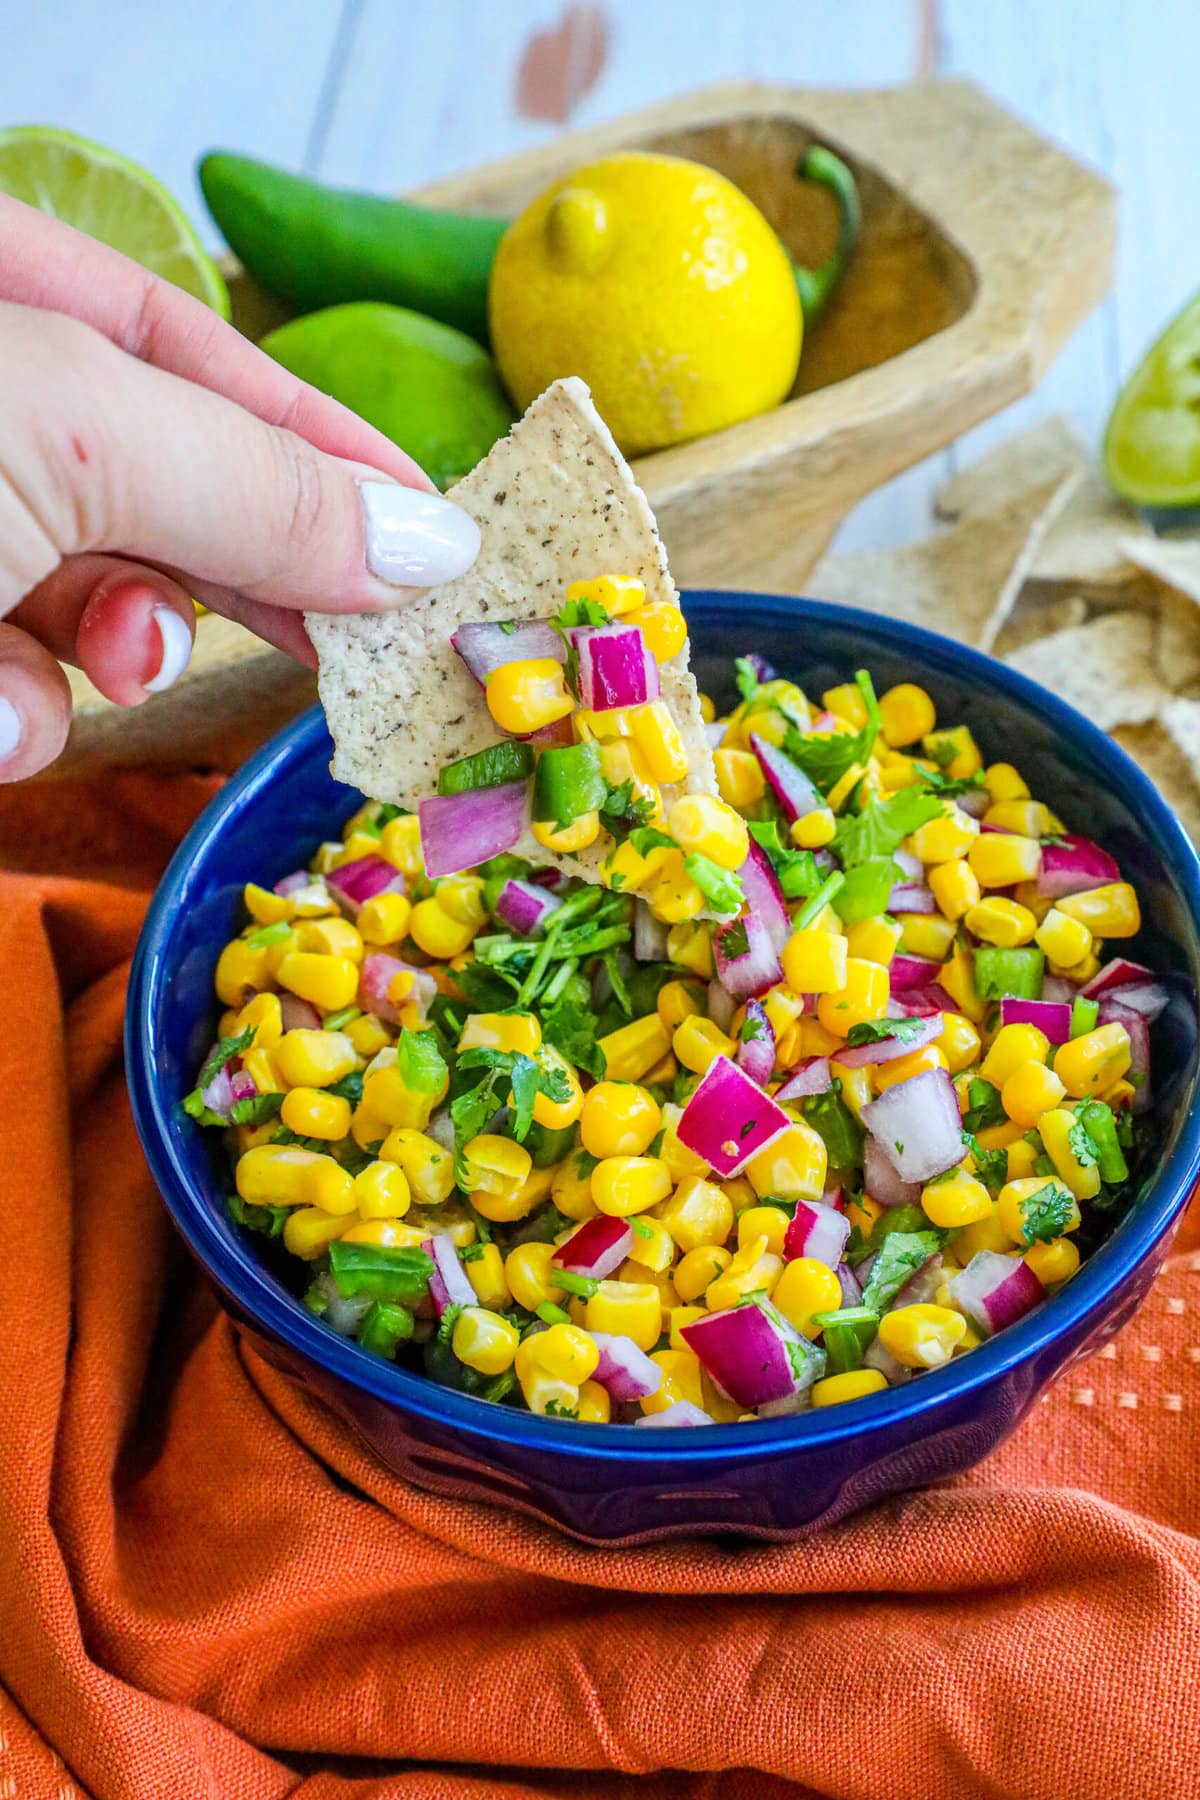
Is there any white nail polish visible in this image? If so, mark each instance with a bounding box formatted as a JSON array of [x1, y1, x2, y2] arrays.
[[0, 697, 20, 762], [360, 483, 481, 588], [144, 606, 193, 693]]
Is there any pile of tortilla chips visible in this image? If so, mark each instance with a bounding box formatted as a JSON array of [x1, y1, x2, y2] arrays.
[[809, 415, 1200, 846]]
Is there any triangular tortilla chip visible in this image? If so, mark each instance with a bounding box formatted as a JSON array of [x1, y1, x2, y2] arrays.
[[812, 472, 1078, 652], [1114, 720, 1200, 848], [309, 378, 714, 882], [1117, 536, 1200, 694], [1002, 612, 1167, 730]]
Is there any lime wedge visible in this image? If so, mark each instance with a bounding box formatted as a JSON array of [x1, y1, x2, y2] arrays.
[[0, 125, 230, 318], [1104, 290, 1200, 506]]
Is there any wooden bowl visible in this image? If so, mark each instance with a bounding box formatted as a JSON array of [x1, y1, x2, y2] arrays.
[[59, 78, 1114, 775]]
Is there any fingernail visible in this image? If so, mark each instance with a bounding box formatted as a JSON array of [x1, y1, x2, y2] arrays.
[[0, 696, 20, 763], [360, 483, 481, 588], [144, 606, 193, 693]]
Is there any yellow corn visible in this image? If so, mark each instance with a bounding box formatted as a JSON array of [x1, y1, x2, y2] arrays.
[[524, 1047, 584, 1131], [713, 747, 765, 810], [355, 892, 411, 948], [667, 793, 749, 871], [658, 1101, 709, 1184], [982, 799, 1053, 838], [283, 1206, 350, 1260], [936, 1012, 980, 1076], [242, 1045, 285, 1097], [898, 913, 957, 962], [243, 882, 293, 926], [280, 1086, 351, 1141], [350, 1103, 390, 1151], [485, 657, 574, 735], [409, 896, 480, 959], [1001, 1059, 1066, 1128], [665, 920, 715, 979], [629, 701, 690, 782], [911, 803, 980, 866], [1024, 1236, 1080, 1287], [811, 1368, 890, 1407], [772, 1256, 842, 1338], [215, 938, 271, 1007], [626, 1215, 676, 1274], [705, 1236, 782, 1311], [513, 1343, 580, 1417], [599, 1013, 672, 1082], [673, 1014, 736, 1074], [601, 834, 668, 895], [922, 726, 981, 779], [465, 1243, 511, 1310], [1053, 1023, 1132, 1098], [584, 1279, 662, 1351], [817, 958, 890, 1039], [551, 1148, 601, 1221], [574, 1379, 610, 1422], [592, 1155, 673, 1217], [598, 738, 662, 822], [528, 1322, 600, 1385], [377, 814, 423, 879], [656, 1175, 734, 1254], [639, 1347, 706, 1416], [362, 1066, 436, 1132], [789, 804, 836, 849], [870, 1042, 948, 1095], [379, 1126, 456, 1205], [1038, 1107, 1103, 1201], [329, 830, 381, 869], [275, 952, 359, 1014], [464, 1133, 532, 1197], [878, 1303, 968, 1368], [928, 858, 981, 923], [236, 1143, 355, 1213], [965, 896, 1037, 948], [673, 1244, 732, 1303], [656, 979, 703, 1033], [997, 1176, 1081, 1246], [504, 1242, 566, 1312], [352, 1160, 411, 1219], [295, 917, 364, 964], [745, 1122, 827, 1203], [628, 600, 687, 663], [642, 850, 705, 924], [921, 1167, 994, 1229], [1005, 1138, 1039, 1181], [985, 762, 1030, 803], [667, 1304, 708, 1351], [234, 991, 284, 1051], [967, 833, 1042, 889], [344, 1014, 391, 1058], [452, 1307, 521, 1375], [980, 1022, 1050, 1088], [1056, 882, 1141, 938], [565, 573, 645, 616], [580, 1081, 661, 1158], [844, 914, 903, 966], [459, 1011, 542, 1057], [823, 682, 869, 727], [826, 761, 868, 814], [846, 1191, 883, 1236], [736, 1203, 791, 1257], [782, 928, 848, 994], [1034, 907, 1093, 968], [876, 682, 935, 748]]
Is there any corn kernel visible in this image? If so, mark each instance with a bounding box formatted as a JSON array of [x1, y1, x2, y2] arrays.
[[459, 1011, 542, 1057], [1024, 1236, 1080, 1287], [485, 658, 574, 735], [602, 834, 669, 895], [981, 1022, 1050, 1088], [352, 1160, 411, 1219], [782, 928, 848, 994], [598, 1014, 672, 1084], [329, 830, 381, 869], [911, 803, 979, 866], [581, 1081, 661, 1158], [714, 747, 766, 810], [242, 1045, 285, 1096], [939, 1012, 982, 1075], [967, 833, 1042, 889], [817, 958, 890, 1039], [879, 682, 936, 748], [276, 952, 359, 1014], [985, 762, 1030, 803], [898, 913, 957, 961], [706, 1236, 782, 1311], [1053, 1023, 1132, 1098], [584, 1279, 662, 1351], [928, 858, 981, 922], [667, 793, 749, 871], [344, 1014, 391, 1058], [234, 991, 284, 1051], [409, 897, 481, 959], [514, 1350, 580, 1417], [922, 726, 981, 780], [870, 1042, 948, 1095], [565, 574, 645, 616], [350, 1103, 390, 1152], [745, 1122, 827, 1202], [878, 1303, 967, 1368], [657, 979, 703, 1033], [215, 938, 271, 1007], [826, 761, 868, 814], [1034, 907, 1093, 969], [791, 807, 838, 849], [626, 1215, 676, 1274], [666, 1304, 707, 1351], [592, 1155, 672, 1217], [284, 1206, 350, 1260], [846, 1191, 883, 1236], [530, 1322, 600, 1385], [244, 882, 293, 926], [639, 1347, 706, 1415], [643, 850, 705, 924], [627, 600, 687, 663], [379, 1127, 456, 1205], [844, 914, 903, 966], [1056, 882, 1141, 939], [921, 1168, 994, 1229], [280, 1086, 351, 1141], [598, 738, 662, 822], [355, 892, 412, 948], [673, 1244, 732, 1303], [236, 1144, 328, 1208], [956, 1212, 1015, 1259], [1038, 1107, 1103, 1201], [772, 1256, 842, 1338], [630, 701, 690, 782], [939, 945, 986, 1023], [983, 799, 1053, 838], [551, 1148, 601, 1221], [1001, 1059, 1066, 1127], [656, 1175, 734, 1254], [673, 1014, 736, 1074], [736, 1204, 791, 1257], [504, 1241, 565, 1312], [1004, 1138, 1038, 1181], [296, 917, 364, 963], [997, 1176, 1081, 1246], [464, 1133, 531, 1198], [811, 1368, 890, 1407], [465, 1242, 511, 1310], [665, 920, 714, 979], [452, 1307, 521, 1375], [575, 1379, 611, 1422], [823, 682, 869, 728], [965, 896, 1037, 948]]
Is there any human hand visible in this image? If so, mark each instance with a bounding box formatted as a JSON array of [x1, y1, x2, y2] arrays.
[[0, 196, 482, 779]]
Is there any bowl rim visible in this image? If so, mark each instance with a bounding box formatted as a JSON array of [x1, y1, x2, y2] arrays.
[[127, 591, 1200, 1465]]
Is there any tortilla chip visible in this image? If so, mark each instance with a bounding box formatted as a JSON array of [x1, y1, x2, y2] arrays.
[[1161, 696, 1200, 786], [309, 378, 714, 882], [936, 417, 1151, 588], [812, 472, 1077, 652], [1113, 720, 1200, 847], [1002, 612, 1166, 730], [1113, 536, 1200, 694], [991, 584, 1089, 658]]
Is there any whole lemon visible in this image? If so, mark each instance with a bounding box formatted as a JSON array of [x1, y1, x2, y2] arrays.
[[488, 152, 802, 456]]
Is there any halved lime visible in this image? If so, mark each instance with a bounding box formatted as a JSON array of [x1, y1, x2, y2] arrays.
[[0, 125, 230, 317], [1104, 290, 1200, 506]]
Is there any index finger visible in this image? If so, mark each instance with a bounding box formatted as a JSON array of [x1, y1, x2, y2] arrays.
[[0, 193, 433, 489]]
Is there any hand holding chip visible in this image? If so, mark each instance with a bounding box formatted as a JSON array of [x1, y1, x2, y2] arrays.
[[0, 194, 480, 780]]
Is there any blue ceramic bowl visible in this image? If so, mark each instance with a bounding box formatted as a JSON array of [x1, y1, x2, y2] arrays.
[[127, 593, 1200, 1542]]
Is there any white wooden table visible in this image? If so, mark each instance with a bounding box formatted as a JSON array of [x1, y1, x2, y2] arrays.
[[7, 0, 1197, 551]]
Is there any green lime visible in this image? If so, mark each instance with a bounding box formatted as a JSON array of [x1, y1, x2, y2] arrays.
[[1104, 290, 1200, 506], [259, 302, 514, 490], [0, 125, 230, 317]]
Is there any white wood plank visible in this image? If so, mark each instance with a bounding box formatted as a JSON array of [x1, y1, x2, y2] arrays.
[[0, 0, 347, 247]]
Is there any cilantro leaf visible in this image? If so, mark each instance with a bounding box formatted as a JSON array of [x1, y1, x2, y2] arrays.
[[913, 763, 987, 798], [226, 1193, 289, 1238], [961, 1129, 1008, 1195], [845, 1016, 931, 1048], [193, 1025, 255, 1094], [539, 971, 605, 1080], [454, 1046, 571, 1161], [396, 1026, 449, 1096], [747, 820, 822, 901], [832, 857, 901, 922], [859, 1230, 942, 1314], [780, 669, 881, 795], [717, 917, 750, 961], [229, 1090, 285, 1127], [629, 825, 677, 859], [740, 1011, 766, 1042], [684, 853, 744, 916], [1067, 1115, 1101, 1169], [802, 1083, 863, 1169], [599, 778, 657, 841], [551, 596, 609, 632], [1017, 1182, 1076, 1245], [735, 655, 760, 705], [833, 786, 942, 868]]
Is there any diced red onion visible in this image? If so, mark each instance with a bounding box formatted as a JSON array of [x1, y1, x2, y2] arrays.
[[861, 1067, 964, 1185], [1098, 999, 1152, 1113], [589, 1331, 662, 1402], [863, 1336, 911, 1384], [889, 953, 942, 992], [823, 1185, 846, 1212], [892, 848, 922, 881], [573, 623, 659, 711], [783, 1199, 850, 1269], [451, 618, 563, 685], [1101, 981, 1169, 1024], [677, 1054, 790, 1178], [634, 1401, 714, 1427], [1081, 958, 1154, 1000], [713, 913, 783, 1000], [887, 983, 957, 1019], [742, 653, 777, 685], [957, 786, 991, 819], [949, 1251, 1044, 1336], [200, 1064, 236, 1119], [327, 853, 406, 917], [738, 840, 792, 953], [1041, 975, 1074, 1004], [280, 994, 321, 1032], [273, 870, 310, 897], [633, 902, 669, 963], [229, 1068, 257, 1103], [863, 1133, 923, 1208], [1037, 833, 1119, 899], [735, 999, 775, 1087], [999, 997, 1072, 1043], [706, 977, 737, 1033], [682, 1297, 821, 1408], [774, 1056, 832, 1102], [835, 1014, 944, 1069], [359, 952, 436, 1025], [494, 878, 562, 936], [836, 1261, 862, 1307], [418, 780, 528, 879], [888, 887, 937, 915], [809, 710, 841, 733], [552, 1216, 633, 1281], [893, 1251, 944, 1308], [423, 1234, 476, 1319], [532, 866, 569, 892], [749, 733, 823, 823]]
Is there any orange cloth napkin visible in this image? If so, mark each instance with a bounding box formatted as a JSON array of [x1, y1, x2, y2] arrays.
[[3, 772, 1200, 1800]]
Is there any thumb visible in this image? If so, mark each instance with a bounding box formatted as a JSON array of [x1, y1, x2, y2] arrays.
[[0, 303, 481, 617]]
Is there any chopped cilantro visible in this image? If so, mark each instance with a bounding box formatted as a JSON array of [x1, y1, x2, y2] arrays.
[[599, 778, 657, 840], [327, 1070, 364, 1105], [1067, 1115, 1101, 1169], [780, 669, 881, 795], [859, 1230, 942, 1313], [831, 857, 902, 922], [845, 1016, 931, 1048], [539, 970, 605, 1080], [226, 1193, 288, 1238], [193, 1026, 255, 1094], [802, 1082, 864, 1169], [740, 1011, 766, 1042], [543, 1398, 580, 1418], [718, 917, 751, 961], [734, 655, 760, 705], [1017, 1182, 1076, 1245], [746, 820, 822, 900], [245, 920, 292, 948], [961, 1130, 1008, 1195], [551, 596, 610, 632], [629, 825, 677, 858], [832, 786, 943, 868], [396, 1026, 449, 1096]]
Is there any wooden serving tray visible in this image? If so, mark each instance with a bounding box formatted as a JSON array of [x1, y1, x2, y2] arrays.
[[57, 78, 1114, 776]]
